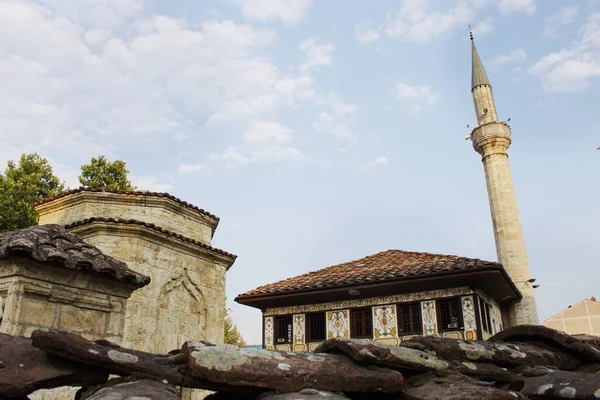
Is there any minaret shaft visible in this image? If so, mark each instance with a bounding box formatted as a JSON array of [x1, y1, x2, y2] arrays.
[[470, 40, 539, 327]]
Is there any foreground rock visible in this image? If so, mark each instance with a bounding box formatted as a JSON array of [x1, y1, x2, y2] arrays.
[[32, 328, 404, 395], [0, 332, 107, 399], [1, 325, 598, 399], [79, 378, 180, 400], [490, 324, 600, 364], [402, 373, 529, 400]]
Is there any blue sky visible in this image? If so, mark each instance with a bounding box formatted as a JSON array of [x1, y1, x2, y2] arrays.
[[1, 0, 598, 345]]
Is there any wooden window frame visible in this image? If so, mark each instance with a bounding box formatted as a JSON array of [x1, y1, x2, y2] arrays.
[[274, 315, 293, 345], [478, 297, 493, 334], [305, 312, 326, 342], [350, 307, 373, 339], [436, 297, 464, 333], [397, 302, 423, 335]]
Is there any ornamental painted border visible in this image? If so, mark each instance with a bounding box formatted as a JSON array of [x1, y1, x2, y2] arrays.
[[264, 287, 472, 316]]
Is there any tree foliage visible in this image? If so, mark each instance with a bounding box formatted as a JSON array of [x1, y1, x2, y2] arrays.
[[0, 153, 65, 232], [224, 303, 246, 347], [78, 156, 136, 191]]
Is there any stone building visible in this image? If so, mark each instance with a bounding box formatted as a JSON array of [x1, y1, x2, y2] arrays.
[[236, 34, 540, 348], [235, 249, 520, 351], [0, 224, 149, 343], [543, 297, 600, 337], [33, 188, 237, 354]]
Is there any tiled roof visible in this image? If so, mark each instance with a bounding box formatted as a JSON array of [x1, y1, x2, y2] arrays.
[[66, 217, 237, 261], [236, 249, 501, 299], [0, 224, 150, 288], [34, 187, 219, 221]]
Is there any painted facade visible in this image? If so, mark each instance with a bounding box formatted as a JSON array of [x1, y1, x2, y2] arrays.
[[263, 287, 503, 351]]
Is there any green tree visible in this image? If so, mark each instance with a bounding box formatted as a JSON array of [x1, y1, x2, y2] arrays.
[[0, 153, 65, 232], [224, 303, 246, 347], [78, 156, 136, 190]]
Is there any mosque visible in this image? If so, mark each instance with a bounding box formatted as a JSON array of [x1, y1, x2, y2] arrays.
[[235, 34, 540, 351]]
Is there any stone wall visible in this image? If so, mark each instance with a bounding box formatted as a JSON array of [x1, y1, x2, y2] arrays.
[[35, 192, 236, 355], [0, 258, 133, 343], [71, 221, 231, 352]]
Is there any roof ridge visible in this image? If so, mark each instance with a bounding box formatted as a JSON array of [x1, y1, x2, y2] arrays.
[[236, 249, 501, 300], [34, 187, 219, 221], [65, 217, 237, 260]]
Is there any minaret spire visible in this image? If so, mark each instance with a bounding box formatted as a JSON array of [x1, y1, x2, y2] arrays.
[[468, 32, 539, 327]]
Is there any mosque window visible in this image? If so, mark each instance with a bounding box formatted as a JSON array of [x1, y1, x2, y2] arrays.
[[274, 315, 293, 344], [350, 308, 373, 339], [398, 302, 422, 335], [306, 312, 326, 342], [437, 298, 463, 332]]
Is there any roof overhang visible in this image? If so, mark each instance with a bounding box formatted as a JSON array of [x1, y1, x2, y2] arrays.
[[235, 266, 521, 311]]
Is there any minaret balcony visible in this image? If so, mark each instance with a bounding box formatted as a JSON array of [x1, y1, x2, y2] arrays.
[[471, 121, 512, 156]]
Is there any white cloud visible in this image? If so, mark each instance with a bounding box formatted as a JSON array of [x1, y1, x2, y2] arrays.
[[356, 28, 380, 44], [299, 38, 335, 72], [395, 82, 440, 113], [243, 121, 292, 145], [229, 0, 314, 24], [530, 13, 600, 92], [312, 92, 357, 140], [488, 48, 527, 69], [132, 176, 173, 192], [0, 0, 335, 169], [221, 145, 308, 166], [497, 0, 536, 15], [544, 6, 580, 38], [472, 17, 494, 37], [177, 164, 205, 174], [384, 0, 483, 43], [371, 156, 388, 166]]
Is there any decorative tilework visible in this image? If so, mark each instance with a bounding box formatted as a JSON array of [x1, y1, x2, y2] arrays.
[[276, 344, 291, 351], [265, 287, 472, 316], [375, 337, 400, 345], [461, 296, 477, 341], [293, 314, 305, 345], [294, 344, 306, 352], [264, 316, 274, 349], [373, 305, 398, 339], [442, 331, 463, 339], [326, 310, 349, 339], [421, 300, 437, 335]]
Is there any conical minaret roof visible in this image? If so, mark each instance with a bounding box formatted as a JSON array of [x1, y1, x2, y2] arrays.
[[471, 37, 490, 90]]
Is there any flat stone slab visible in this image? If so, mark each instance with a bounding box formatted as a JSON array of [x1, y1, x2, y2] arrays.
[[80, 378, 180, 400], [0, 332, 107, 399], [314, 338, 449, 372], [403, 373, 529, 400], [401, 336, 581, 370], [184, 341, 404, 394], [509, 367, 600, 399], [490, 324, 600, 364]]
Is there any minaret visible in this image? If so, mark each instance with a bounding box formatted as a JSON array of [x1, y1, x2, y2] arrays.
[[468, 31, 539, 327]]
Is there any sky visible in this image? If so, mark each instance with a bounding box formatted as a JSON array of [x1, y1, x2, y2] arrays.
[[1, 0, 599, 345]]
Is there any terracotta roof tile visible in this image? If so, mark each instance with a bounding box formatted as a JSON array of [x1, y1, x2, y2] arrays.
[[0, 224, 150, 288], [236, 249, 500, 299], [65, 217, 237, 261], [34, 187, 219, 221]]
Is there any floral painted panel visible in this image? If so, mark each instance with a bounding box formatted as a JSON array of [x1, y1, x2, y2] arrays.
[[293, 314, 305, 345], [490, 304, 503, 334], [373, 305, 398, 339], [461, 296, 477, 341], [421, 300, 437, 335], [264, 316, 274, 349], [326, 310, 349, 339]]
